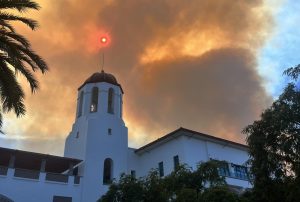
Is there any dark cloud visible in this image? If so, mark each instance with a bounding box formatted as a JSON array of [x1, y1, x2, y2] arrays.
[[130, 48, 271, 142], [2, 0, 273, 154]]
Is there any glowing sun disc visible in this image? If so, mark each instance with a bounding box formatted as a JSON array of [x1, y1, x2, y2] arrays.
[[100, 36, 108, 44]]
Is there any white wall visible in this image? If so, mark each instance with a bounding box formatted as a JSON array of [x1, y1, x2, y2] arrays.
[[0, 169, 81, 202], [182, 136, 251, 188], [64, 82, 128, 202], [131, 132, 252, 189], [127, 148, 140, 175], [134, 135, 186, 177]]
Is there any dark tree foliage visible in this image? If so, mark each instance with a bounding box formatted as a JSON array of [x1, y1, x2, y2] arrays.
[[200, 186, 240, 202], [143, 169, 169, 202], [175, 188, 198, 202], [164, 161, 225, 195], [98, 161, 231, 202], [100, 174, 144, 202], [243, 65, 300, 202], [0, 0, 48, 130]]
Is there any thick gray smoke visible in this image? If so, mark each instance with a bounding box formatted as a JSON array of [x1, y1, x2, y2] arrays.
[[1, 0, 273, 154]]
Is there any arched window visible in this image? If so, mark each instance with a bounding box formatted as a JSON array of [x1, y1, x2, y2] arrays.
[[103, 158, 113, 184], [90, 87, 99, 112], [107, 88, 114, 114], [77, 91, 84, 117]]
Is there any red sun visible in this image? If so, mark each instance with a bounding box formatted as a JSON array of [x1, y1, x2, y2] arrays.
[[100, 36, 108, 44], [99, 35, 110, 48]]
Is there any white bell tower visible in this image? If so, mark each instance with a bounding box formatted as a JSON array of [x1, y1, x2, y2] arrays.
[[64, 70, 128, 201]]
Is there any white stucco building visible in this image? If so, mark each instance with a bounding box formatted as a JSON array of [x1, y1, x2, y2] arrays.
[[0, 71, 251, 202]]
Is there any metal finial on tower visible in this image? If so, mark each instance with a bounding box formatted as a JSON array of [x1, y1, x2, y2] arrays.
[[100, 36, 108, 72], [101, 52, 104, 72]]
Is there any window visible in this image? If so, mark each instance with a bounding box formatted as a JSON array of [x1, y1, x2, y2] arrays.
[[53, 196, 72, 202], [75, 132, 79, 138], [173, 155, 179, 170], [131, 170, 136, 178], [158, 161, 164, 177], [218, 162, 230, 177], [232, 164, 248, 180], [77, 91, 84, 117], [90, 87, 99, 112], [107, 88, 114, 114], [103, 158, 113, 184], [73, 167, 78, 176], [108, 128, 112, 135]]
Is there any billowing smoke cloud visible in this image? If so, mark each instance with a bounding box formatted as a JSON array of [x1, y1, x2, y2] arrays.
[[2, 0, 273, 155]]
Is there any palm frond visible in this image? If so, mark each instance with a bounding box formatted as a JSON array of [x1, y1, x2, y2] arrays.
[[19, 46, 48, 72], [0, 110, 2, 130], [0, 0, 47, 131], [0, 34, 48, 73], [0, 0, 40, 12], [0, 55, 26, 116], [0, 29, 30, 47], [0, 19, 15, 32], [4, 56, 39, 92], [0, 12, 38, 30]]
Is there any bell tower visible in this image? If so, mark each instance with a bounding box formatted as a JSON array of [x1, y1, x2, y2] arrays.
[[64, 70, 128, 201]]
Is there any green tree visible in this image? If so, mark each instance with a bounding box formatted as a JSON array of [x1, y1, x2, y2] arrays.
[[99, 174, 144, 202], [164, 161, 226, 201], [175, 188, 198, 202], [0, 0, 48, 130], [243, 65, 300, 202], [163, 164, 195, 199], [100, 161, 227, 202], [194, 160, 226, 188], [143, 169, 169, 202], [200, 186, 239, 202]]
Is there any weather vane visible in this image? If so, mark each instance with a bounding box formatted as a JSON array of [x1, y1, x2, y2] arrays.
[[100, 35, 109, 72]]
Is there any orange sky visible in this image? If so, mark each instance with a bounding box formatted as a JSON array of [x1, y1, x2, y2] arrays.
[[1, 0, 274, 155]]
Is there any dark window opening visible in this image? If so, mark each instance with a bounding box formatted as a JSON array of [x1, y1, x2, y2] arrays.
[[53, 196, 72, 202], [107, 88, 114, 114], [158, 161, 164, 177], [173, 155, 179, 170], [103, 158, 113, 184], [108, 128, 112, 135], [73, 167, 78, 176], [90, 87, 99, 113], [131, 170, 136, 178], [75, 132, 79, 139]]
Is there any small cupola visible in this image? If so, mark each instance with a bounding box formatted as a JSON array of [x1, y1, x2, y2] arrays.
[[78, 70, 123, 93], [75, 70, 124, 119]]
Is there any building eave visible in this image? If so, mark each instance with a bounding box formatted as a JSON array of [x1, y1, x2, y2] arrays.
[[134, 127, 249, 155], [78, 82, 124, 94], [0, 147, 82, 173]]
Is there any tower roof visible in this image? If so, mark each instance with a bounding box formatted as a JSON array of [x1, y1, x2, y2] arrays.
[[78, 70, 124, 93]]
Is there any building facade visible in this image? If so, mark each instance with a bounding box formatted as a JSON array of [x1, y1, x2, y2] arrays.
[[0, 71, 251, 202]]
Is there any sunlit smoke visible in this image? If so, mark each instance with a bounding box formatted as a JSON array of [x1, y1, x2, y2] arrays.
[[2, 0, 274, 155]]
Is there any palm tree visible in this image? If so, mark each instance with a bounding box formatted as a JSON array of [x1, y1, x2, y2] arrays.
[[0, 0, 48, 131]]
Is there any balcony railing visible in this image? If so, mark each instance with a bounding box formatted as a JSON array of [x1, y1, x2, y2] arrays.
[[46, 172, 69, 183], [2, 167, 81, 184], [219, 170, 250, 181], [14, 168, 40, 179], [0, 166, 8, 176]]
